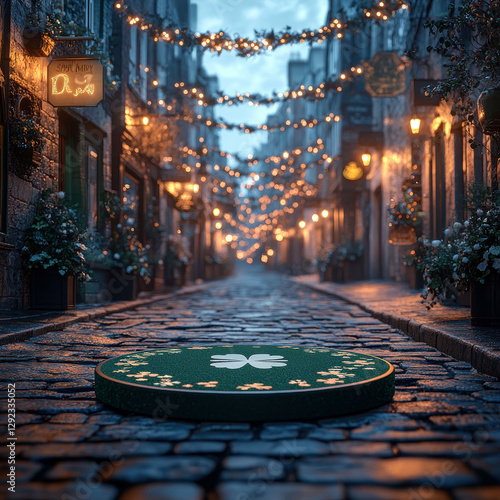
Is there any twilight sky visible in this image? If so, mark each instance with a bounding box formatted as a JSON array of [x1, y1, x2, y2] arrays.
[[193, 0, 329, 156]]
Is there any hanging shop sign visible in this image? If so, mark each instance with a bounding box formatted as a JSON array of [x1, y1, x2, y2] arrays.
[[47, 57, 104, 107], [364, 52, 407, 98], [342, 161, 364, 181]]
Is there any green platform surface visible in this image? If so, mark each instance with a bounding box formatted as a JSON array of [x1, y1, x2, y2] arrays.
[[95, 345, 395, 421]]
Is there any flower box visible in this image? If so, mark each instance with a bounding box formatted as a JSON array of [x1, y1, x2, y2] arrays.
[[470, 274, 500, 327], [389, 226, 416, 246], [30, 268, 76, 310]]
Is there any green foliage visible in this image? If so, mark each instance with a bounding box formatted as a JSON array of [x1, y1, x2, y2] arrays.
[[418, 186, 500, 307], [9, 116, 45, 154], [92, 192, 151, 280], [22, 190, 88, 280], [387, 188, 424, 228], [315, 241, 363, 272], [424, 1, 500, 133]]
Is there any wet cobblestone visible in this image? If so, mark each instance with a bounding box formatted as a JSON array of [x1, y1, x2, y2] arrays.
[[1, 269, 499, 498]]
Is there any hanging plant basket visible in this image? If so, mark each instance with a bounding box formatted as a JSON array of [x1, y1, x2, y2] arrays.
[[22, 27, 55, 57], [477, 87, 500, 135], [389, 226, 416, 246]]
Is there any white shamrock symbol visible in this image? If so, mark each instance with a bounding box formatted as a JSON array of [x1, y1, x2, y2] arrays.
[[210, 354, 288, 370]]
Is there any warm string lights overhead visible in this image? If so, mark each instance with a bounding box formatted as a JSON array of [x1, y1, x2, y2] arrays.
[[178, 137, 325, 169], [183, 110, 341, 134], [174, 68, 363, 107], [114, 1, 408, 57]]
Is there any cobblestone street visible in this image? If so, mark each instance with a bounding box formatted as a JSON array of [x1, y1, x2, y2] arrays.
[[2, 267, 500, 500]]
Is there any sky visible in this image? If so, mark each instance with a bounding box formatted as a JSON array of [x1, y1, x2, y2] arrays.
[[193, 0, 329, 157]]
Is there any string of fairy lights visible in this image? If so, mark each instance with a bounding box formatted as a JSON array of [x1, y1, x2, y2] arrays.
[[184, 110, 341, 133], [174, 67, 363, 107], [114, 0, 409, 260], [114, 1, 408, 57]]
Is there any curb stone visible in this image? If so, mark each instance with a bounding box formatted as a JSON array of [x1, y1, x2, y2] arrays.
[[0, 283, 210, 346], [294, 279, 500, 379]]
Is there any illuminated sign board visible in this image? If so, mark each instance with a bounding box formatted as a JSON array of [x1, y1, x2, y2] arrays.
[[343, 161, 364, 181], [47, 57, 104, 107]]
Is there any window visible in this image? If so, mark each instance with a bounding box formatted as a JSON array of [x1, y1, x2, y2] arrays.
[[59, 113, 104, 232], [85, 0, 95, 34], [86, 146, 99, 232], [123, 172, 140, 230]]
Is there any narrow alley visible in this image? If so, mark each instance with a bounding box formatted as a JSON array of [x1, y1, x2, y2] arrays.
[[2, 268, 500, 500]]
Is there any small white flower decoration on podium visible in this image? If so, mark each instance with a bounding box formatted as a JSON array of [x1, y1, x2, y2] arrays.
[[210, 354, 288, 369]]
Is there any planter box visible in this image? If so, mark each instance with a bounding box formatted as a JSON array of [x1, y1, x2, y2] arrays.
[[109, 268, 138, 301], [406, 265, 424, 290], [389, 226, 416, 246], [471, 274, 500, 327], [30, 268, 76, 310], [86, 263, 113, 303]]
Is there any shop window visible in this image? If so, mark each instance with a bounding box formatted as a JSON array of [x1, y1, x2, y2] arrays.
[[123, 172, 140, 230], [59, 113, 104, 232]]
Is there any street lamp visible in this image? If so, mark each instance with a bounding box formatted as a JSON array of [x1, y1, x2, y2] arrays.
[[361, 153, 371, 167], [299, 220, 306, 229], [321, 209, 329, 218], [213, 207, 220, 217], [312, 214, 319, 222], [410, 117, 421, 134]]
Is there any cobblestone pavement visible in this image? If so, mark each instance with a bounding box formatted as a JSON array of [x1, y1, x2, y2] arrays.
[[1, 268, 500, 500]]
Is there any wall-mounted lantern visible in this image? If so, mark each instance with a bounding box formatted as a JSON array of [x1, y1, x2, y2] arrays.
[[410, 117, 421, 135], [361, 153, 371, 167]]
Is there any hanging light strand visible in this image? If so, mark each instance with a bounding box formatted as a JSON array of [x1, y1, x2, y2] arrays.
[[174, 67, 363, 107], [114, 1, 408, 57]]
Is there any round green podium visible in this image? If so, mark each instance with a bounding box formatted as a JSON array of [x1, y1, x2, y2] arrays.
[[95, 345, 394, 421]]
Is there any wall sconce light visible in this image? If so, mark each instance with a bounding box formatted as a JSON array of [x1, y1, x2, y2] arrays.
[[361, 153, 371, 167], [410, 117, 421, 134], [321, 209, 329, 218], [312, 214, 319, 222]]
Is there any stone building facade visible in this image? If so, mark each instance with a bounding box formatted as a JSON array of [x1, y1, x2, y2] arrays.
[[0, 0, 225, 309]]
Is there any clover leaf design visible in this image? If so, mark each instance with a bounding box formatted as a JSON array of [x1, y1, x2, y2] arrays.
[[210, 353, 288, 369]]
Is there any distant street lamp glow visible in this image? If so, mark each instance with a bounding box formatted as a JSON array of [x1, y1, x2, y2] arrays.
[[215, 222, 222, 229], [267, 249, 274, 256], [312, 214, 319, 222], [321, 210, 329, 218], [142, 116, 149, 125], [410, 117, 421, 134], [299, 220, 306, 228], [225, 234, 233, 243], [213, 207, 220, 217], [361, 153, 371, 166]]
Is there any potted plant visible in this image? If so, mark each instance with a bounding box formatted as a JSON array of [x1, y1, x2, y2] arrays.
[[417, 225, 466, 309], [314, 245, 335, 282], [402, 241, 425, 290], [108, 221, 151, 301], [454, 188, 500, 326], [164, 234, 191, 286], [335, 240, 365, 283], [22, 190, 88, 309], [387, 188, 423, 246]]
